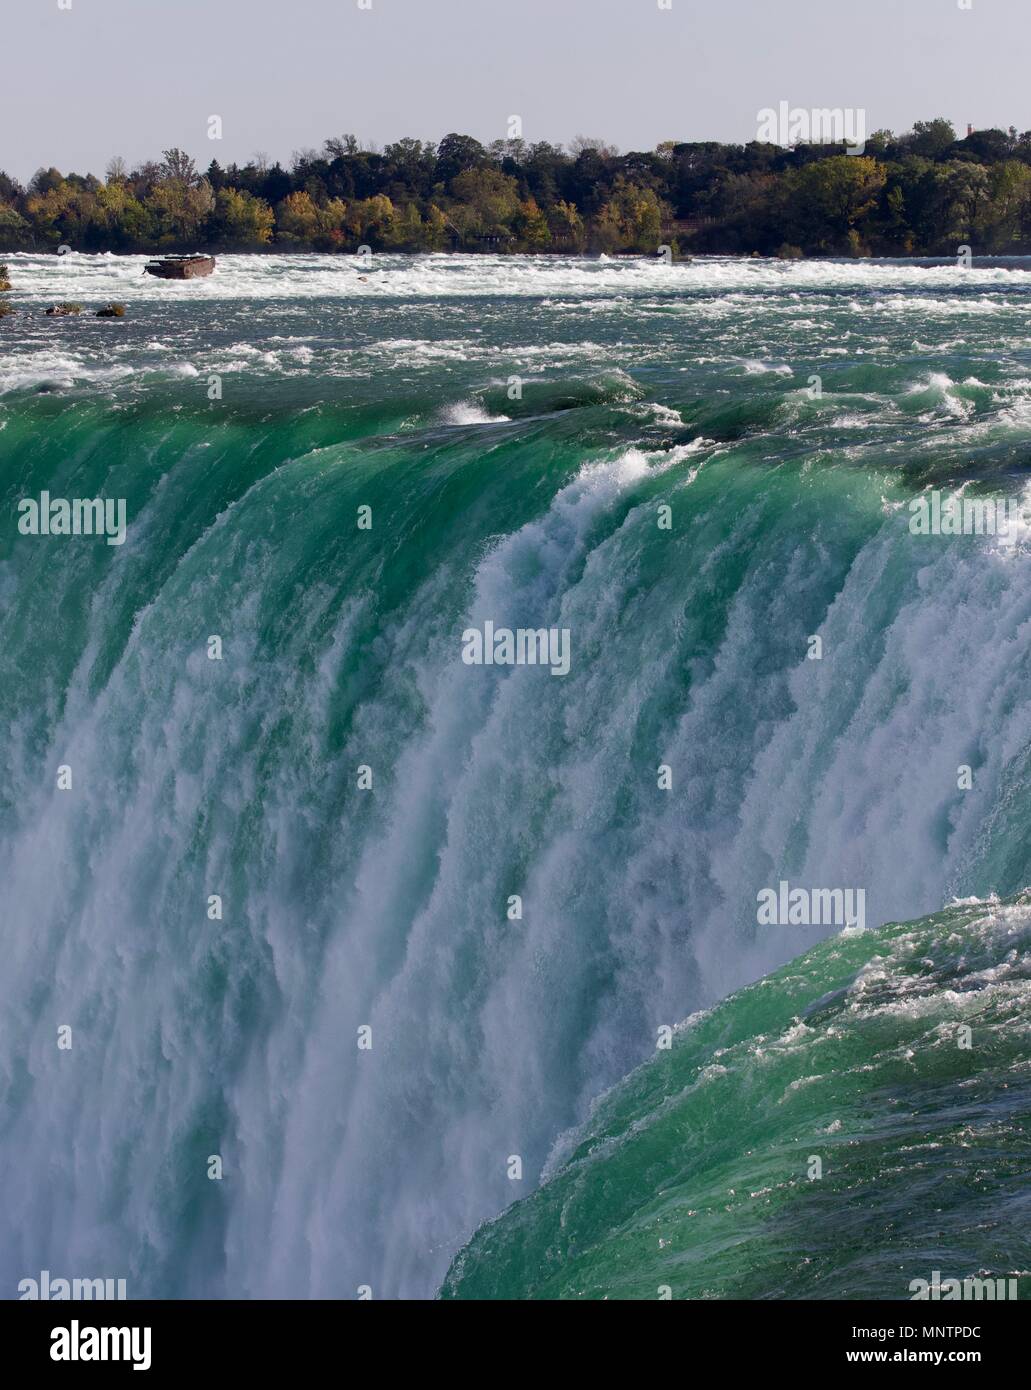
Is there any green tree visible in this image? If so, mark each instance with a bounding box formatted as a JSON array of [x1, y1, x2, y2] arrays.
[[547, 200, 586, 252], [436, 133, 489, 186], [424, 204, 448, 250], [276, 190, 321, 241], [346, 194, 396, 246], [934, 161, 991, 247], [211, 188, 275, 245], [704, 171, 781, 252], [515, 197, 551, 250], [384, 201, 427, 250], [447, 168, 521, 240], [147, 150, 213, 242], [788, 156, 887, 251], [0, 206, 31, 248], [591, 178, 667, 252], [907, 119, 957, 160], [977, 160, 1031, 249]]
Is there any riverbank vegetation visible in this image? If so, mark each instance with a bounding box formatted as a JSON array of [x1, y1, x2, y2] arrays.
[[4, 120, 1031, 257]]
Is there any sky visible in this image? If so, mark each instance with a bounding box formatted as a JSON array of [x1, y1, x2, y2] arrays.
[[1, 0, 1027, 182]]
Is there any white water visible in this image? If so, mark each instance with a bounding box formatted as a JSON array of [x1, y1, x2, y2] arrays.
[[5, 249, 1031, 304], [4, 256, 1031, 1299], [3, 438, 1031, 1297]]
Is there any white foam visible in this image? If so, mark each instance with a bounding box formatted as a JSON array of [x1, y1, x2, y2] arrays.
[[4, 249, 1031, 304]]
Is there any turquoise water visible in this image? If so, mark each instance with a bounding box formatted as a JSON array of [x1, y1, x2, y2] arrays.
[[2, 252, 1031, 1299], [443, 898, 1031, 1300]]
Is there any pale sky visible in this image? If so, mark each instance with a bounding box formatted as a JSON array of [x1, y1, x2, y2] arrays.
[[2, 0, 1027, 181]]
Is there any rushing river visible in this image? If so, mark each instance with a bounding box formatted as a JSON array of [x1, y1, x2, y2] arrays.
[[1, 251, 1030, 1298]]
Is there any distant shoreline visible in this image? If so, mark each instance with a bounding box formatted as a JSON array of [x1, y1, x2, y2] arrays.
[[6, 122, 1031, 263], [5, 247, 1031, 267]]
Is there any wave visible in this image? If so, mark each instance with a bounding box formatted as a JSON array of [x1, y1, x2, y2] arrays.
[[6, 250, 1031, 305], [442, 896, 1031, 1300]]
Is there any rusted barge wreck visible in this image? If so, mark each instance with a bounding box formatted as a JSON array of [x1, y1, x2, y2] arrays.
[[144, 255, 216, 280]]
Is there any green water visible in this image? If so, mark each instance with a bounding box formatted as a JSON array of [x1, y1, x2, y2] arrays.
[[2, 252, 1031, 1298], [443, 898, 1031, 1300]]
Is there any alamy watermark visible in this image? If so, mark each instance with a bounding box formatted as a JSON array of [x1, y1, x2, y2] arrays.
[[909, 490, 1021, 537], [50, 1321, 151, 1372], [18, 491, 127, 546], [756, 103, 866, 154], [910, 1271, 1019, 1301], [19, 1270, 127, 1300], [461, 621, 571, 677], [757, 880, 866, 929]]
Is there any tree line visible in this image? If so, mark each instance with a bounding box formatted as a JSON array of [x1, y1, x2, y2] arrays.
[[3, 120, 1031, 257]]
